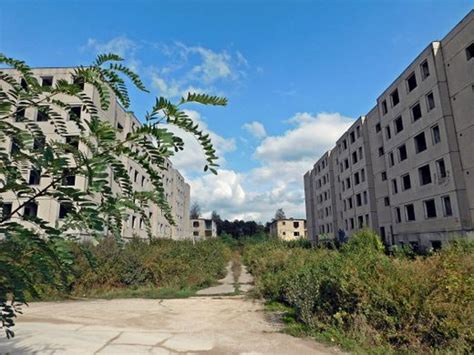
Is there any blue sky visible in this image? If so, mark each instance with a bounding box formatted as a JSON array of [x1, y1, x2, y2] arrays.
[[1, 0, 472, 222]]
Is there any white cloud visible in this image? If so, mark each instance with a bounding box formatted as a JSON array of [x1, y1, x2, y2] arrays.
[[242, 121, 267, 139], [255, 112, 353, 162], [84, 36, 138, 57]]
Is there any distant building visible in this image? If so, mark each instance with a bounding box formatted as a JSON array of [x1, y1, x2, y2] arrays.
[[191, 218, 217, 239], [269, 219, 307, 241], [304, 11, 474, 249]]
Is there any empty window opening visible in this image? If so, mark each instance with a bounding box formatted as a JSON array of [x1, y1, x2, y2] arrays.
[[2, 202, 13, 221], [350, 131, 355, 143], [431, 240, 442, 251], [348, 197, 353, 209], [466, 43, 474, 60], [395, 207, 401, 223], [381, 100, 388, 115], [424, 199, 437, 219], [344, 159, 349, 169], [23, 201, 38, 219], [73, 76, 85, 90], [354, 172, 360, 185], [65, 136, 79, 153], [352, 151, 358, 164], [69, 106, 82, 120], [342, 139, 347, 150], [442, 196, 453, 216], [59, 202, 73, 219], [293, 221, 299, 228], [363, 191, 368, 205], [432, 125, 441, 144], [426, 92, 435, 111], [414, 132, 427, 153], [346, 177, 351, 188], [33, 137, 45, 151], [10, 137, 20, 155], [406, 72, 417, 92], [390, 89, 400, 107], [378, 146, 384, 157], [375, 123, 381, 132], [384, 196, 390, 206], [117, 122, 124, 131], [389, 152, 395, 166], [385, 126, 392, 140], [358, 216, 364, 229], [356, 193, 362, 207], [392, 179, 398, 194], [62, 169, 76, 186], [15, 108, 26, 122], [381, 171, 387, 181], [350, 218, 355, 229], [398, 144, 407, 162], [41, 76, 53, 87], [420, 60, 430, 79], [419, 164, 432, 185], [361, 169, 366, 182], [405, 204, 416, 221], [412, 102, 422, 121], [28, 169, 41, 185], [37, 107, 49, 122], [20, 78, 28, 90], [402, 174, 411, 190], [394, 116, 404, 134], [437, 158, 447, 179]]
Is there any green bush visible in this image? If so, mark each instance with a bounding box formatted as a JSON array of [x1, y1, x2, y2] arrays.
[[243, 231, 474, 353]]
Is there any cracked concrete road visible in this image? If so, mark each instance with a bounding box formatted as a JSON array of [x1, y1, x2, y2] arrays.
[[0, 297, 340, 354]]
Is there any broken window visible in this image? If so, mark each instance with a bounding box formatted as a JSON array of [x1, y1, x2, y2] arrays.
[[466, 43, 474, 61], [414, 132, 427, 153], [41, 76, 53, 87], [23, 201, 38, 219], [412, 102, 422, 121], [436, 158, 447, 178], [59, 202, 73, 219], [390, 89, 400, 107], [420, 60, 430, 79], [394, 116, 404, 134], [381, 100, 388, 115], [392, 179, 398, 194], [424, 199, 437, 219], [442, 196, 453, 216], [431, 125, 441, 144], [405, 204, 416, 221], [419, 164, 432, 185], [28, 169, 41, 185], [402, 173, 411, 190], [426, 92, 435, 111], [406, 72, 417, 92], [398, 144, 407, 161]]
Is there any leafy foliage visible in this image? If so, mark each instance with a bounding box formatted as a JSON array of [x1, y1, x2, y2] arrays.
[[0, 53, 227, 338], [243, 232, 474, 353]]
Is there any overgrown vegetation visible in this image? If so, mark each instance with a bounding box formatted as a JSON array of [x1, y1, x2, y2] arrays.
[[243, 230, 474, 354], [2, 237, 230, 301]]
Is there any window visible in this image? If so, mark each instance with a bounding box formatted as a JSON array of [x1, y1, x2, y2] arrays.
[[406, 72, 417, 92], [380, 226, 386, 240], [41, 76, 53, 87], [342, 139, 347, 150], [419, 164, 432, 185], [23, 201, 38, 219], [348, 197, 353, 209], [378, 146, 384, 157], [36, 107, 49, 122], [358, 147, 363, 160], [10, 137, 20, 155], [69, 106, 81, 120], [73, 76, 85, 90], [356, 126, 360, 138], [134, 171, 139, 183], [431, 125, 441, 144], [294, 231, 300, 237], [436, 158, 447, 178], [59, 202, 73, 219], [363, 191, 368, 205], [402, 173, 411, 190], [20, 78, 28, 90], [398, 144, 407, 161], [65, 136, 79, 152], [1, 202, 12, 221], [394, 116, 404, 134], [354, 172, 360, 185], [361, 168, 366, 182], [293, 221, 299, 228], [28, 169, 41, 185], [384, 196, 390, 206], [15, 108, 26, 122], [356, 193, 362, 206], [350, 131, 355, 143], [414, 132, 427, 153], [33, 137, 45, 151], [420, 60, 430, 79], [62, 169, 76, 186], [385, 126, 392, 140], [117, 122, 124, 131], [381, 171, 387, 181], [381, 100, 388, 115], [352, 151, 358, 164], [350, 218, 355, 229], [193, 221, 199, 228], [426, 92, 435, 111], [424, 199, 437, 219], [395, 207, 401, 223], [346, 177, 351, 188], [390, 89, 400, 107], [141, 176, 145, 187], [405, 204, 416, 221], [375, 123, 381, 132], [411, 102, 422, 121], [358, 216, 364, 229], [392, 179, 398, 194], [442, 196, 453, 216], [389, 152, 395, 166], [466, 43, 474, 60]]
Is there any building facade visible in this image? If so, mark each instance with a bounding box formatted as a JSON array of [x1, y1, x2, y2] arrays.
[[269, 219, 307, 241], [304, 11, 474, 249], [0, 67, 191, 240], [190, 218, 217, 239]]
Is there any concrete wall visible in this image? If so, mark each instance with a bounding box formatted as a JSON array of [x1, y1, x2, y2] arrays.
[[190, 219, 217, 239], [269, 219, 307, 241]]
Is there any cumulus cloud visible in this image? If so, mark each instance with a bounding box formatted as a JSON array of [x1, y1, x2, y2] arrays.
[[84, 36, 138, 57], [242, 121, 267, 139]]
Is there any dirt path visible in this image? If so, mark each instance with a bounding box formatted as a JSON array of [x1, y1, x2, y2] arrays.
[[0, 263, 340, 354]]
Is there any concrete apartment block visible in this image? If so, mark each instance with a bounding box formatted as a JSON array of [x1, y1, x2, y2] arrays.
[[0, 68, 191, 240], [304, 11, 474, 249], [190, 218, 217, 239], [269, 219, 307, 241]]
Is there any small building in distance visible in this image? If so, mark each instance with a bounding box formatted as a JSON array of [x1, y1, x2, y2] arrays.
[[269, 219, 307, 241], [191, 218, 217, 239]]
